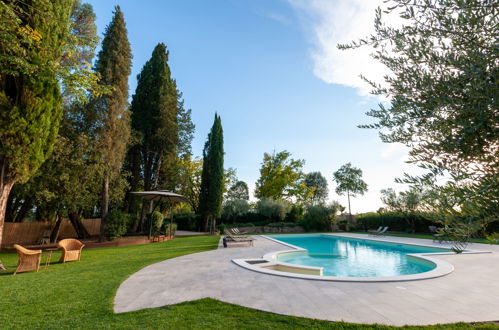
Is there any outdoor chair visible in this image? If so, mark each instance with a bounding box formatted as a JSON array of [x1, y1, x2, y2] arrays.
[[232, 228, 247, 235], [370, 226, 388, 236], [223, 229, 254, 247], [13, 244, 42, 275], [58, 239, 85, 263], [368, 226, 383, 233]]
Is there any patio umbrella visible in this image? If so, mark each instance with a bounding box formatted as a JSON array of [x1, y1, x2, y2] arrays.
[[130, 190, 189, 239]]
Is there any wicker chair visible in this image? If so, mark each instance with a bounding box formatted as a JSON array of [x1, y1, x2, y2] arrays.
[[58, 239, 85, 263], [13, 244, 42, 275]]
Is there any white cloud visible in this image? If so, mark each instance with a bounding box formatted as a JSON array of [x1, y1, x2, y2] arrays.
[[288, 0, 390, 96]]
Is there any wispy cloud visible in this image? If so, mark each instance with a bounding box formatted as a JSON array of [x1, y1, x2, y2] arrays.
[[287, 0, 389, 96]]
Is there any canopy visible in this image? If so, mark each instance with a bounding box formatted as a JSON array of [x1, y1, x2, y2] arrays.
[[130, 190, 189, 239], [130, 190, 188, 203]]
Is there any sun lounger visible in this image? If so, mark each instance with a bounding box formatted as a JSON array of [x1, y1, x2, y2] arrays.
[[369, 226, 388, 236], [223, 229, 254, 247]]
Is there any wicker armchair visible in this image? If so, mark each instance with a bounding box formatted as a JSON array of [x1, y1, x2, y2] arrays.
[[58, 239, 85, 263], [13, 244, 42, 275]]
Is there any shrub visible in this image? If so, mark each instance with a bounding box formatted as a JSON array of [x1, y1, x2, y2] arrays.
[[222, 199, 251, 222], [164, 222, 177, 236], [300, 204, 339, 232], [256, 198, 291, 221], [105, 209, 132, 240], [356, 211, 434, 232], [174, 213, 202, 231], [285, 204, 304, 222], [150, 211, 164, 235], [266, 222, 302, 228]]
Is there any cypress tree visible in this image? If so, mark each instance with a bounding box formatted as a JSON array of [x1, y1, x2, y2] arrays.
[[199, 114, 224, 233], [92, 6, 132, 235], [126, 43, 178, 230], [0, 0, 73, 248]]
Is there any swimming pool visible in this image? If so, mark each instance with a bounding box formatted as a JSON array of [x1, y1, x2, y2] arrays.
[[267, 234, 450, 277]]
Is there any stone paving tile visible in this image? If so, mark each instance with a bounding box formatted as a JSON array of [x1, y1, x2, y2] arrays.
[[114, 235, 499, 325]]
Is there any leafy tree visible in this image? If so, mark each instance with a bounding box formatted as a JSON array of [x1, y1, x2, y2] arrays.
[[0, 0, 75, 248], [380, 187, 424, 232], [5, 1, 106, 239], [332, 163, 368, 215], [175, 156, 203, 213], [255, 150, 312, 202], [198, 114, 224, 233], [222, 199, 251, 222], [227, 181, 249, 201], [304, 172, 328, 205], [92, 6, 132, 235], [256, 198, 291, 222], [340, 0, 498, 224], [302, 202, 341, 231]]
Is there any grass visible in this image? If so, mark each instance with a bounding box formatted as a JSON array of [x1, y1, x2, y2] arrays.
[[0, 235, 497, 329]]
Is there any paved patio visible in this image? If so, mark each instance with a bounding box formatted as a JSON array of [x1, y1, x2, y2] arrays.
[[114, 234, 499, 326]]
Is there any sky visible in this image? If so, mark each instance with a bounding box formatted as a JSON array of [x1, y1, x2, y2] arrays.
[[86, 0, 420, 213]]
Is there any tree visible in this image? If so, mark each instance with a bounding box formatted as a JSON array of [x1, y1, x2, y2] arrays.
[[304, 172, 328, 205], [0, 0, 75, 248], [380, 187, 424, 232], [125, 43, 179, 230], [198, 114, 224, 233], [254, 150, 312, 202], [92, 6, 132, 236], [332, 163, 368, 215], [5, 1, 105, 240], [227, 181, 249, 201], [340, 0, 498, 223], [174, 155, 203, 213]]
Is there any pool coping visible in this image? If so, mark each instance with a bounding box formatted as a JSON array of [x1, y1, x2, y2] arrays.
[[232, 233, 491, 282]]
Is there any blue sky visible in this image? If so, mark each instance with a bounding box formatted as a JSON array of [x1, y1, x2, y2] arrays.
[[86, 0, 418, 212]]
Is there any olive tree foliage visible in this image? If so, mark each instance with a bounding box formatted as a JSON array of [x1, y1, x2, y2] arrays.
[[332, 163, 368, 215], [256, 198, 292, 222], [339, 0, 498, 225], [381, 187, 425, 233], [304, 172, 328, 205], [254, 150, 312, 202]]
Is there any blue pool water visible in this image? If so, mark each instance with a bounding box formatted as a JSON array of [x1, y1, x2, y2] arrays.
[[268, 234, 450, 277]]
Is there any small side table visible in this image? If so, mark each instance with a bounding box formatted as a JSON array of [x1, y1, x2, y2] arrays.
[[43, 248, 59, 269]]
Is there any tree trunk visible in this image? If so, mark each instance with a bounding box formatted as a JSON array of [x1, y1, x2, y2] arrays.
[[0, 181, 15, 249], [50, 214, 63, 243], [100, 174, 110, 240], [347, 191, 352, 213], [69, 211, 89, 239], [14, 198, 32, 223]]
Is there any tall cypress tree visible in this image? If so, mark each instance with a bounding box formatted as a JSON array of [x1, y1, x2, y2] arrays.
[[126, 43, 178, 230], [0, 0, 74, 248], [92, 6, 132, 234], [199, 114, 224, 233]]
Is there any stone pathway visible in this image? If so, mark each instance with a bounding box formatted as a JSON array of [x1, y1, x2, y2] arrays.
[[114, 234, 499, 326]]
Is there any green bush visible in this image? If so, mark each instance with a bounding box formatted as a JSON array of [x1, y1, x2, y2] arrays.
[[150, 211, 164, 235], [266, 222, 302, 228], [222, 199, 251, 222], [164, 222, 177, 236], [356, 211, 434, 232], [256, 198, 291, 221], [174, 213, 202, 231], [105, 209, 132, 240], [285, 204, 304, 222], [300, 204, 338, 232]]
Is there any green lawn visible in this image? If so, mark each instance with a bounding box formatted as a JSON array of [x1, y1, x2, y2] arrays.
[[0, 235, 497, 329]]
